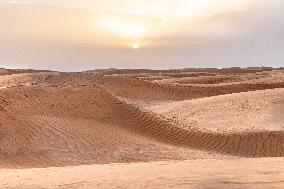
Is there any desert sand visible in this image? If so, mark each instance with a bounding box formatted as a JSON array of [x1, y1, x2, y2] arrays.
[[0, 67, 284, 188]]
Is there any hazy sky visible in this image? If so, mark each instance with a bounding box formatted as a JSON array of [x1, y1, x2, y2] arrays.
[[0, 0, 283, 71]]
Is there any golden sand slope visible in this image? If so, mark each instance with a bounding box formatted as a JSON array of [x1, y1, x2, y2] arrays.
[[149, 88, 284, 132], [1, 158, 284, 189], [114, 95, 284, 157], [1, 84, 284, 169], [0, 86, 215, 168]]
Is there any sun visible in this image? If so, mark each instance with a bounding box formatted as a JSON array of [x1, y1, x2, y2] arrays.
[[132, 43, 139, 49]]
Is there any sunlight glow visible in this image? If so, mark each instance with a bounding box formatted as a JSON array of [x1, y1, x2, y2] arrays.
[[97, 18, 150, 38], [93, 0, 250, 45], [132, 43, 139, 49]]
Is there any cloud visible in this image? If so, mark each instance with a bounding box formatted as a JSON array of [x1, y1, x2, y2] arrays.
[[0, 0, 283, 71]]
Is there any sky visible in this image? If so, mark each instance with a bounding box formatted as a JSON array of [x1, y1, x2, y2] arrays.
[[0, 0, 283, 71]]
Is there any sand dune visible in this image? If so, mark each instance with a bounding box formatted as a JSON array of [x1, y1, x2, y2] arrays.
[[1, 85, 284, 169], [113, 96, 284, 157], [98, 75, 284, 101], [150, 88, 284, 132], [0, 68, 284, 188], [1, 70, 283, 102], [0, 86, 217, 168]]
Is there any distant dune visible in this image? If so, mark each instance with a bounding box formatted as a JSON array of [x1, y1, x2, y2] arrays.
[[0, 68, 51, 76]]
